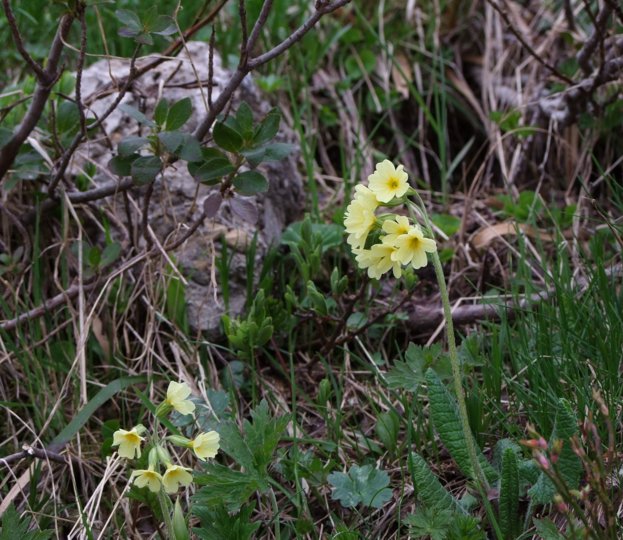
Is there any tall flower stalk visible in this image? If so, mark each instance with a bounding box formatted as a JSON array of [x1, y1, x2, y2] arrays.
[[344, 161, 502, 537]]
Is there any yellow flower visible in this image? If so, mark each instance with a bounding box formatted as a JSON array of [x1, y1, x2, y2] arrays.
[[392, 225, 437, 269], [381, 215, 411, 245], [368, 160, 409, 203], [112, 427, 144, 459], [344, 185, 378, 249], [191, 431, 220, 461], [132, 467, 163, 493], [162, 464, 193, 494], [165, 381, 196, 416], [355, 243, 402, 279]]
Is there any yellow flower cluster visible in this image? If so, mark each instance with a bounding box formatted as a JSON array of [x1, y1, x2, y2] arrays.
[[344, 160, 437, 279], [112, 381, 220, 494]]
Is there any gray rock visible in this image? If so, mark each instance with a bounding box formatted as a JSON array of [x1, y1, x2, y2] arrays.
[[76, 42, 304, 334]]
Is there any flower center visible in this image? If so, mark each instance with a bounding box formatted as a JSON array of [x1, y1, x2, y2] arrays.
[[388, 177, 399, 189], [409, 237, 421, 250]]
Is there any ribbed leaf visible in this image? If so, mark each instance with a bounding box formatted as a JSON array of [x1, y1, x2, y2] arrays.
[[528, 399, 581, 504], [499, 448, 520, 539], [409, 452, 461, 512], [425, 369, 498, 483]]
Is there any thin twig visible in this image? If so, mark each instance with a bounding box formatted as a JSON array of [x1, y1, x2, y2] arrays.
[[1, 0, 47, 80], [246, 0, 274, 53], [0, 15, 74, 180]]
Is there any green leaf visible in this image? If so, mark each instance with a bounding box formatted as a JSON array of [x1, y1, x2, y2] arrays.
[[0, 505, 52, 540], [193, 503, 261, 540], [108, 154, 139, 176], [499, 448, 520, 540], [131, 155, 161, 184], [431, 213, 461, 236], [56, 101, 79, 134], [425, 369, 499, 483], [213, 121, 243, 152], [409, 452, 461, 512], [375, 410, 400, 452], [280, 221, 343, 252], [150, 15, 177, 36], [193, 463, 261, 513], [166, 97, 193, 131], [253, 108, 280, 145], [188, 149, 235, 183], [405, 507, 453, 540], [386, 343, 451, 392], [118, 135, 148, 157], [153, 99, 169, 126], [327, 464, 392, 509], [165, 269, 187, 331], [119, 103, 156, 127], [242, 142, 294, 167], [0, 127, 13, 148], [115, 9, 142, 31], [233, 170, 268, 195], [528, 399, 581, 504], [158, 131, 184, 154], [235, 102, 254, 139], [532, 518, 566, 540], [50, 376, 145, 447], [176, 134, 202, 162]]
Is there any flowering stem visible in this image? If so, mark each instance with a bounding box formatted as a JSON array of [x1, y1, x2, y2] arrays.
[[157, 489, 175, 539], [407, 197, 502, 539]]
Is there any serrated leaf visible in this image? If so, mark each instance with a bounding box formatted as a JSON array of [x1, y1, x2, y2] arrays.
[[118, 135, 148, 157], [108, 154, 139, 176], [192, 503, 261, 540], [409, 452, 461, 512], [119, 103, 156, 127], [386, 343, 450, 392], [528, 399, 581, 504], [253, 108, 280, 145], [233, 170, 268, 195], [328, 464, 392, 509], [425, 369, 499, 483], [166, 97, 193, 131], [213, 121, 243, 152], [193, 462, 260, 513], [131, 155, 161, 184], [532, 518, 566, 540], [242, 142, 294, 167], [405, 507, 454, 540], [499, 448, 520, 540], [0, 504, 52, 540]]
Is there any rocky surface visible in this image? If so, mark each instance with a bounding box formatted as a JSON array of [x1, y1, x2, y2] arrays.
[[76, 41, 304, 334]]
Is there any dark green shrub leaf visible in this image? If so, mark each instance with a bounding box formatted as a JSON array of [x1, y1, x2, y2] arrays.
[[233, 170, 268, 195], [166, 97, 193, 131], [235, 102, 254, 139], [115, 9, 142, 32], [241, 142, 294, 167], [119, 103, 156, 127], [56, 101, 79, 134], [213, 121, 243, 152], [253, 108, 280, 145], [131, 155, 161, 184], [188, 149, 235, 183], [108, 154, 139, 176], [154, 99, 169, 126], [118, 135, 148, 157]]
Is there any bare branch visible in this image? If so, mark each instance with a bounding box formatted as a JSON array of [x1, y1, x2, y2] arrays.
[[0, 14, 74, 181], [577, 5, 613, 75], [246, 0, 274, 54], [1, 0, 47, 80], [195, 0, 352, 140], [249, 0, 351, 69]]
